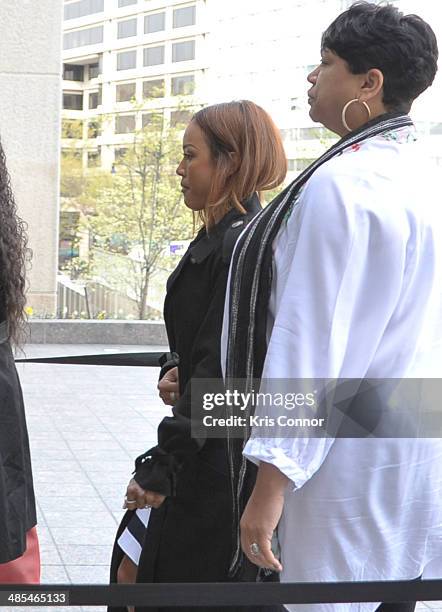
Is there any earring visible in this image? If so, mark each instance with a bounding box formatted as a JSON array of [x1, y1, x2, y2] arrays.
[[341, 99, 371, 132]]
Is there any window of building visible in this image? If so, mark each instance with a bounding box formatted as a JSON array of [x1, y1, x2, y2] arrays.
[[172, 40, 195, 63], [143, 45, 165, 67], [170, 110, 192, 127], [89, 91, 101, 109], [142, 112, 163, 129], [145, 12, 165, 34], [118, 18, 137, 39], [118, 0, 137, 6], [143, 79, 165, 99], [87, 150, 101, 167], [62, 119, 83, 139], [89, 62, 100, 79], [63, 92, 84, 110], [63, 25, 104, 50], [173, 5, 196, 28], [171, 74, 194, 95], [64, 0, 104, 20], [88, 121, 100, 138], [62, 149, 82, 161], [63, 64, 84, 81], [117, 50, 137, 70], [115, 147, 129, 162], [115, 115, 136, 134], [116, 82, 136, 102]]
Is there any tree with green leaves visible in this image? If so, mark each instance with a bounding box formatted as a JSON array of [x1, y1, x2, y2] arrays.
[[87, 111, 194, 319]]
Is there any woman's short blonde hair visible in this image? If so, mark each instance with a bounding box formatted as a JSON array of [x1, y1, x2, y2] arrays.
[[192, 100, 287, 229]]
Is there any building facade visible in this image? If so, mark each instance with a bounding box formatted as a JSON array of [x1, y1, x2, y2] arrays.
[[62, 0, 208, 171], [62, 0, 442, 179], [60, 0, 442, 319]]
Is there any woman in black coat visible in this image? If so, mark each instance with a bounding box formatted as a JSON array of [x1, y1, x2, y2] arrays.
[[0, 140, 39, 582], [110, 100, 287, 612]]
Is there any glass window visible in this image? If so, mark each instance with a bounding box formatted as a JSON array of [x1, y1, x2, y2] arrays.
[[89, 91, 101, 109], [89, 63, 100, 79], [63, 64, 84, 81], [116, 82, 136, 102], [173, 6, 196, 28], [115, 115, 136, 134], [118, 0, 137, 6], [88, 121, 100, 138], [145, 12, 165, 34], [63, 93, 84, 110], [62, 149, 82, 161], [143, 45, 165, 67], [170, 110, 192, 127], [62, 119, 83, 139], [64, 0, 104, 20], [142, 112, 163, 129], [87, 150, 101, 167], [63, 25, 104, 50], [115, 147, 129, 162], [172, 40, 195, 63], [171, 74, 194, 95], [118, 18, 137, 39], [117, 50, 137, 71], [143, 79, 165, 99]]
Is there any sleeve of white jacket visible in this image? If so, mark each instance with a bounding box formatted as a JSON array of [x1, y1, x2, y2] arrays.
[[243, 164, 409, 489]]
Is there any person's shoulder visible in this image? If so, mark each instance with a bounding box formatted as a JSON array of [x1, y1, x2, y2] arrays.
[[221, 211, 258, 264]]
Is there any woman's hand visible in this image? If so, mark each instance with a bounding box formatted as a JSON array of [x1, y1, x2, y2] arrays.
[[240, 462, 288, 572], [123, 478, 166, 510], [158, 367, 180, 405]]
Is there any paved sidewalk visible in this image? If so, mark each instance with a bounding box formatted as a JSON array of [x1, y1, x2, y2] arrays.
[[9, 344, 442, 612], [15, 343, 166, 612]]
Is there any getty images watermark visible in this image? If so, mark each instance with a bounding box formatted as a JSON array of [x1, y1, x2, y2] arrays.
[[202, 388, 325, 429], [190, 378, 442, 439]]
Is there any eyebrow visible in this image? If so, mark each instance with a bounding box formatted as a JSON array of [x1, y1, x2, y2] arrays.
[[183, 143, 198, 150]]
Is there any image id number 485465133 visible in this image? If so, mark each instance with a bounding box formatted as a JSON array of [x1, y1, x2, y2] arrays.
[[2, 590, 69, 605]]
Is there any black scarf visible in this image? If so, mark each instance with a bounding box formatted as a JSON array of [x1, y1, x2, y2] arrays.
[[225, 111, 414, 577]]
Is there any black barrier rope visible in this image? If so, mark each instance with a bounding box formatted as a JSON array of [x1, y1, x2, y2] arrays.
[[11, 356, 442, 606], [0, 580, 441, 607], [14, 352, 163, 367]]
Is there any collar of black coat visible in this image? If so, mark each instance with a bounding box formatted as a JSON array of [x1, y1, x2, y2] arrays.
[[188, 193, 261, 264]]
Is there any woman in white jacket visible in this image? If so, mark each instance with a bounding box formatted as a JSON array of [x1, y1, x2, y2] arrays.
[[221, 3, 442, 612]]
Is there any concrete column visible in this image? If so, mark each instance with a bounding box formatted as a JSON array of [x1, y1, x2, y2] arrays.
[[0, 0, 62, 316]]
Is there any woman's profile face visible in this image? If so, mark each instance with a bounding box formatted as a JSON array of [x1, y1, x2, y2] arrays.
[[176, 120, 216, 212], [307, 49, 366, 135]]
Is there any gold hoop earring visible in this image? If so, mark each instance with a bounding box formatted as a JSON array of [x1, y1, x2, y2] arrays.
[[341, 99, 371, 132]]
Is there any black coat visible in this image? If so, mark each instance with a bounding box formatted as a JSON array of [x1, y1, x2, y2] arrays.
[[0, 330, 37, 563], [109, 197, 284, 612]]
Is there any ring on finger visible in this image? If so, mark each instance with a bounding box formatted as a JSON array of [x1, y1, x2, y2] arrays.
[[170, 391, 176, 402], [250, 542, 261, 556]]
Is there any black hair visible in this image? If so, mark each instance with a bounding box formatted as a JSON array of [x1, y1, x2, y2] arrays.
[[321, 1, 438, 111], [0, 141, 30, 346]]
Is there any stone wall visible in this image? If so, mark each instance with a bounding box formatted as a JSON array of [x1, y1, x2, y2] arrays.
[[28, 320, 168, 345], [0, 1, 62, 315]]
